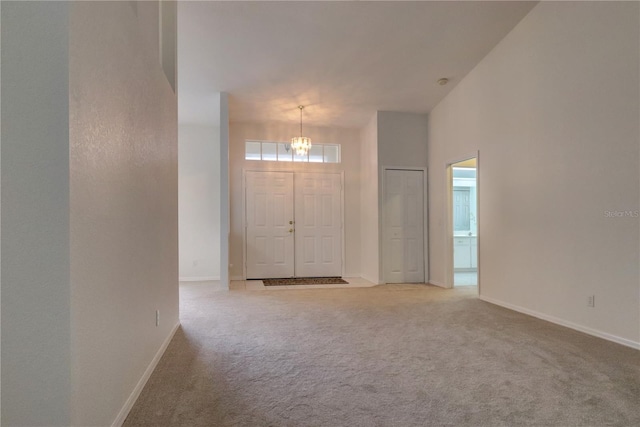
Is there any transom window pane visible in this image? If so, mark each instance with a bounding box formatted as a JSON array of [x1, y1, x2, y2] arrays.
[[277, 143, 293, 161], [245, 141, 261, 160], [293, 151, 308, 162], [261, 142, 277, 161], [323, 144, 340, 163], [308, 145, 323, 163], [245, 141, 340, 163]]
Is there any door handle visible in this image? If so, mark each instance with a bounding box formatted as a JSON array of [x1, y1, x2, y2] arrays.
[[289, 229, 294, 233], [289, 220, 294, 225]]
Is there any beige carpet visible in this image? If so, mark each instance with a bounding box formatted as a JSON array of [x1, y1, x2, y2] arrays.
[[124, 283, 640, 426]]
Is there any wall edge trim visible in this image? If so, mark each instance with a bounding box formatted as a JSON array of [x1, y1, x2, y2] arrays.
[[179, 276, 220, 282], [111, 322, 181, 427], [360, 273, 382, 285], [479, 295, 640, 350], [428, 280, 447, 288]]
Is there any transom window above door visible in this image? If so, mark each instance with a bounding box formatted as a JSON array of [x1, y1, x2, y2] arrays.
[[245, 140, 341, 163]]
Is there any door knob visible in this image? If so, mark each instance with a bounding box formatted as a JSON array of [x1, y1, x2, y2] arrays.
[[289, 229, 294, 233], [289, 220, 294, 224]]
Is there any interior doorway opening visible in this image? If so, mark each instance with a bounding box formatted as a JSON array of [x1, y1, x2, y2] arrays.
[[449, 157, 478, 288]]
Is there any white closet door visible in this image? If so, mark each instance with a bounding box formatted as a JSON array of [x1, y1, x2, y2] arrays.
[[245, 171, 295, 279], [384, 169, 425, 283], [294, 173, 342, 277]]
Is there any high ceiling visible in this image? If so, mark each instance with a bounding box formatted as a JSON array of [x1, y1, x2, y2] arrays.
[[178, 1, 537, 128]]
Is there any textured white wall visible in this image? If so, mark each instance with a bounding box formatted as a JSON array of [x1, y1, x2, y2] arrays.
[[359, 113, 380, 283], [135, 0, 160, 60], [229, 122, 361, 279], [69, 2, 178, 425], [0, 1, 3, 417], [1, 3, 71, 425], [377, 111, 428, 170], [219, 93, 230, 287], [179, 124, 221, 280], [428, 2, 639, 346]]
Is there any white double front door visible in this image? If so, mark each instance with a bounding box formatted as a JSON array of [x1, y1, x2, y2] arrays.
[[245, 171, 342, 279]]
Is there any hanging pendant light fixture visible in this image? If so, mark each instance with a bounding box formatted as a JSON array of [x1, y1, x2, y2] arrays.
[[291, 105, 312, 156]]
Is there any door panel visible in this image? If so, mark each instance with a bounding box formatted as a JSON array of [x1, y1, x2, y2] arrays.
[[246, 171, 295, 278], [470, 237, 478, 269], [453, 188, 471, 231], [294, 173, 342, 277], [384, 169, 425, 283], [454, 237, 471, 268]]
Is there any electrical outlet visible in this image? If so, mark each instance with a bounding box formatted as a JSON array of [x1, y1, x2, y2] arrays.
[[587, 295, 595, 308], [156, 310, 160, 326]]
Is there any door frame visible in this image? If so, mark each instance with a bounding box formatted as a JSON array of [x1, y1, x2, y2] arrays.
[[242, 169, 345, 280], [445, 152, 480, 293], [381, 166, 429, 284]]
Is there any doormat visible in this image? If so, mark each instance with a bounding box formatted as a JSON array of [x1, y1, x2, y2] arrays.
[[263, 277, 349, 286]]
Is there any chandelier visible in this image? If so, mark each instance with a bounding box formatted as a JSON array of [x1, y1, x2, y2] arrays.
[[291, 105, 312, 156]]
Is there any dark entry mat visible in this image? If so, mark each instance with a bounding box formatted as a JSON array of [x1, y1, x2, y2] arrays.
[[262, 277, 349, 286]]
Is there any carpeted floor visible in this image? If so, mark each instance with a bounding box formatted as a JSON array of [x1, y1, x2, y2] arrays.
[[124, 283, 640, 427]]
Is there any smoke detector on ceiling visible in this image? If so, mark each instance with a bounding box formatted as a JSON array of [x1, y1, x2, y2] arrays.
[[438, 78, 449, 86]]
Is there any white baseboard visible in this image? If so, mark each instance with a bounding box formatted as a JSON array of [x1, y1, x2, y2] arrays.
[[179, 276, 220, 282], [428, 280, 447, 288], [479, 295, 640, 350], [360, 273, 382, 285], [112, 322, 181, 427]]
